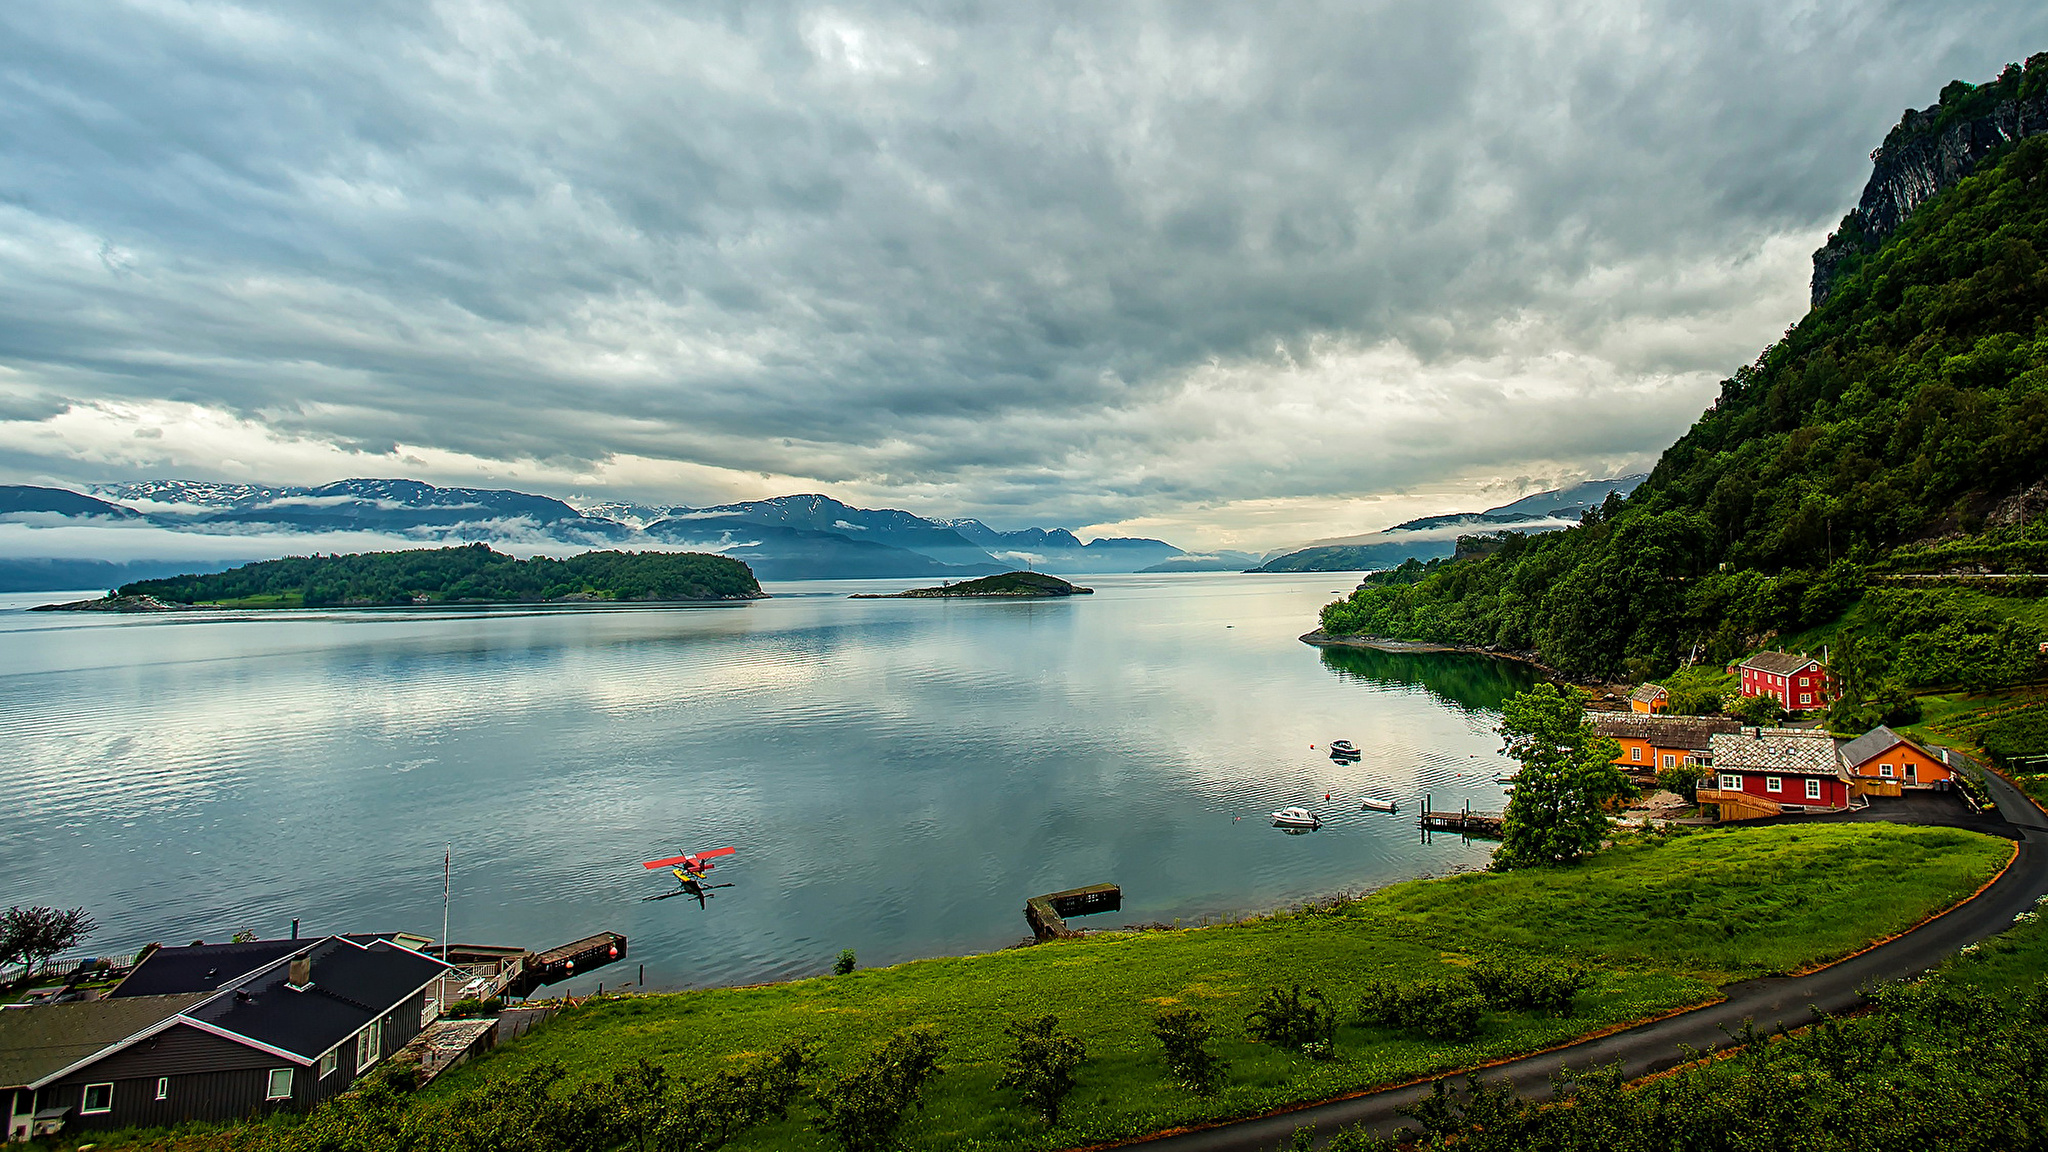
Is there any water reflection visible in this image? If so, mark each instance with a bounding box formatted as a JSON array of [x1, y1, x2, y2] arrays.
[[1317, 644, 1538, 712]]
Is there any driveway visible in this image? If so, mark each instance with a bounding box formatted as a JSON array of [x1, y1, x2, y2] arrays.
[[1126, 771, 2048, 1150]]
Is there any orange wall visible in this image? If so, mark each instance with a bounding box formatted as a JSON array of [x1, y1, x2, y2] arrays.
[[1612, 737, 1697, 772], [1845, 740, 1953, 784]]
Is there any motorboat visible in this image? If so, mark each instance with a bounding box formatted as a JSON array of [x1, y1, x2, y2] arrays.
[[1359, 797, 1398, 813], [1328, 740, 1362, 760], [1271, 807, 1322, 829]]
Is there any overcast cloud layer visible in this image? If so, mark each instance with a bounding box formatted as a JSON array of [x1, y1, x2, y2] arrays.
[[1, 1, 2043, 549]]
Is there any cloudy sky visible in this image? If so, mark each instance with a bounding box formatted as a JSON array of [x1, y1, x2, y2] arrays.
[[1, 1, 2043, 549]]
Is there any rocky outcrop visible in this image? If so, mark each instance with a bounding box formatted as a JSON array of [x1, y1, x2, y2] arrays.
[[1812, 55, 2048, 307]]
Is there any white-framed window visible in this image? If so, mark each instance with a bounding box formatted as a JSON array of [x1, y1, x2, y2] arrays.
[[1662, 754, 1675, 769], [356, 1021, 381, 1072], [1806, 778, 1822, 800], [266, 1068, 293, 1101], [318, 1049, 339, 1078], [1881, 764, 1895, 778], [81, 1082, 113, 1114], [1907, 763, 1918, 780], [1766, 776, 1783, 793], [1720, 773, 1741, 791], [1631, 746, 1642, 762], [1800, 693, 1812, 705], [155, 1077, 169, 1101]]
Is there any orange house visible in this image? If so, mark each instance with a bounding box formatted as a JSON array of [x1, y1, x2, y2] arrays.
[[1592, 714, 1741, 774], [1838, 725, 1961, 792], [1629, 684, 1670, 714]]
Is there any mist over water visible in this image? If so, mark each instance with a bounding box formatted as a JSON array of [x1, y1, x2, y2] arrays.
[[0, 574, 1529, 992]]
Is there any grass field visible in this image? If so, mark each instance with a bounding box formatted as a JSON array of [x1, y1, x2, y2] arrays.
[[398, 824, 2011, 1152]]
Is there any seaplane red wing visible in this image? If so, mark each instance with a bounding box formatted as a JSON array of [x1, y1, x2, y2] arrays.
[[642, 846, 738, 870]]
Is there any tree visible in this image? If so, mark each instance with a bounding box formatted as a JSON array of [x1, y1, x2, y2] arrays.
[[834, 949, 857, 975], [1244, 983, 1337, 1055], [1494, 685, 1630, 869], [811, 1028, 946, 1152], [1729, 692, 1782, 727], [998, 1015, 1086, 1127], [0, 906, 98, 980], [1151, 1007, 1228, 1094]]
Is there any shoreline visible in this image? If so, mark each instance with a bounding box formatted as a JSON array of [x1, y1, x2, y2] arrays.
[[1298, 629, 1575, 681]]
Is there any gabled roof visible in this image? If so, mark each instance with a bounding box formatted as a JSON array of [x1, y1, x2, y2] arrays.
[[1740, 650, 1824, 675], [110, 933, 412, 998], [183, 938, 449, 1063], [1629, 684, 1670, 703], [1592, 713, 1742, 751], [1838, 725, 1935, 768], [0, 994, 208, 1089], [1710, 727, 1845, 774]]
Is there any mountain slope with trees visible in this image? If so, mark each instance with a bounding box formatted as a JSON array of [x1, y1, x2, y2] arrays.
[[1321, 56, 2048, 699]]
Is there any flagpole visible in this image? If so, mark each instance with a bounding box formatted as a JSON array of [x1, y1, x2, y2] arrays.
[[442, 843, 451, 963]]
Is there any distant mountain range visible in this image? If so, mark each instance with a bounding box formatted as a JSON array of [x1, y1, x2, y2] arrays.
[[1249, 476, 1649, 573], [0, 479, 1247, 591]]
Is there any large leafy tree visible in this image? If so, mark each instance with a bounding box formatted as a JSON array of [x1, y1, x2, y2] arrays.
[[0, 906, 97, 981], [1494, 685, 1630, 869]]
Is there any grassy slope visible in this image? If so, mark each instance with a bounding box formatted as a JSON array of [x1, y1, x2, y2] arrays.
[[426, 825, 2009, 1152]]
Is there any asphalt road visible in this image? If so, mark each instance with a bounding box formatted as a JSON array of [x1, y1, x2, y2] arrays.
[[1127, 774, 2048, 1151]]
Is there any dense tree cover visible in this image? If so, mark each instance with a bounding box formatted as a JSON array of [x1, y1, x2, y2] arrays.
[[1322, 125, 2048, 678], [119, 544, 761, 606]]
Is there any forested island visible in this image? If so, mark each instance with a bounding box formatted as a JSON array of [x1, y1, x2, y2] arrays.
[[39, 544, 763, 609], [850, 570, 1093, 598]]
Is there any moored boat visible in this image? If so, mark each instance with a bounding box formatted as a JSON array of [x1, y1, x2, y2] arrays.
[[1359, 797, 1398, 813], [1271, 806, 1321, 829], [1328, 739, 1361, 759]]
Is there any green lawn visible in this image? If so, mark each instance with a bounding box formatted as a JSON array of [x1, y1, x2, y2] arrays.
[[418, 824, 2010, 1151]]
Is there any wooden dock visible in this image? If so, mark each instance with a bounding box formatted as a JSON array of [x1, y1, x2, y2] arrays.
[[1025, 883, 1122, 941], [505, 932, 627, 997], [1419, 810, 1505, 838]]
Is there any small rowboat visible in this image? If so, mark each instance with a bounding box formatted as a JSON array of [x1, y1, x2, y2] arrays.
[[1359, 797, 1398, 813], [1328, 739, 1362, 760], [1271, 807, 1322, 829]]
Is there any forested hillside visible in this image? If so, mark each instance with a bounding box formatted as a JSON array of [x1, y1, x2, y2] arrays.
[[120, 544, 762, 607], [1321, 59, 2048, 697]]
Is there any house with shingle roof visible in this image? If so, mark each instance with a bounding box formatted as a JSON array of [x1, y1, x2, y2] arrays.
[[1591, 713, 1741, 775], [3, 936, 448, 1140], [1699, 726, 1854, 820], [1628, 683, 1670, 713], [1738, 651, 1832, 712], [1838, 725, 1963, 793]]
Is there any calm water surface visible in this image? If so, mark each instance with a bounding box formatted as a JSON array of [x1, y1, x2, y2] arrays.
[[0, 574, 1531, 991]]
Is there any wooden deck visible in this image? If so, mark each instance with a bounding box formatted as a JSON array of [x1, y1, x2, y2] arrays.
[[1024, 883, 1122, 941]]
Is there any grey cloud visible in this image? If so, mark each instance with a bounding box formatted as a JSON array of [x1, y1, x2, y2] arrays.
[[0, 1, 2044, 539]]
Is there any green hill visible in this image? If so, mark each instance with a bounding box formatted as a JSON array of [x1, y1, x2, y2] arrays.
[[857, 570, 1094, 598], [1320, 58, 2048, 703], [113, 544, 763, 607]]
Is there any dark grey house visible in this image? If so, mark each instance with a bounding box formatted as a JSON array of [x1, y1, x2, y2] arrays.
[[3, 935, 448, 1140]]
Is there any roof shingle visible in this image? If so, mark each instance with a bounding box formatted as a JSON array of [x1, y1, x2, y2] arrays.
[[1709, 727, 1844, 774]]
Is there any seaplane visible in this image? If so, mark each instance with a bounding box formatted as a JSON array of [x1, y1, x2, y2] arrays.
[[641, 846, 738, 908]]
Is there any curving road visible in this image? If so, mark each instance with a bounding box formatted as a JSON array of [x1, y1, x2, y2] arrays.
[[1125, 773, 2048, 1150]]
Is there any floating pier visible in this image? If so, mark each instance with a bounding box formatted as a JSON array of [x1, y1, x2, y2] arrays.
[[1025, 883, 1122, 941], [1418, 808, 1505, 838], [504, 931, 627, 997]]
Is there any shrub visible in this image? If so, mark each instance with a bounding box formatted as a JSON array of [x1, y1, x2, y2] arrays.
[[998, 1015, 1086, 1127], [834, 949, 857, 975], [811, 1028, 946, 1152], [1245, 983, 1337, 1055], [444, 996, 503, 1018], [1356, 978, 1486, 1040], [1468, 958, 1592, 1016], [1151, 1007, 1228, 1094]]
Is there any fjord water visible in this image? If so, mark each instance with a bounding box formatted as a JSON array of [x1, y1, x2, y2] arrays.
[[0, 574, 1528, 991]]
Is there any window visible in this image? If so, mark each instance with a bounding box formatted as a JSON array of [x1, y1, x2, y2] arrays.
[[1631, 746, 1642, 762], [1800, 693, 1812, 705], [82, 1083, 113, 1114], [1720, 773, 1741, 791], [266, 1068, 293, 1101], [1806, 778, 1822, 800], [1881, 764, 1895, 778], [1766, 776, 1783, 793], [318, 1050, 339, 1078], [1662, 754, 1675, 769], [356, 1022, 380, 1072], [1907, 763, 1918, 780], [155, 1077, 168, 1101]]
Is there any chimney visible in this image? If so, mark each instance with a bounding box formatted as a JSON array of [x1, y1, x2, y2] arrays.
[[287, 957, 312, 990]]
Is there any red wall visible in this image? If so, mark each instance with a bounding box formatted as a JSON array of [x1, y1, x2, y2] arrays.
[[1714, 769, 1848, 808]]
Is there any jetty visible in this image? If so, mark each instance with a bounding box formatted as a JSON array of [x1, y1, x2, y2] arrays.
[[1025, 883, 1122, 941], [1418, 810, 1505, 838], [501, 932, 628, 997]]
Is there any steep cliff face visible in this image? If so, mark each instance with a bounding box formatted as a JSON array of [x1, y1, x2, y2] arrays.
[[1812, 54, 2048, 307]]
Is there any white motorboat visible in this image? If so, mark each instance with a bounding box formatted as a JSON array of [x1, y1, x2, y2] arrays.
[[1359, 797, 1398, 813], [1271, 806, 1322, 829]]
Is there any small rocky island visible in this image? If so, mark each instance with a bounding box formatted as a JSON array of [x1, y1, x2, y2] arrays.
[[851, 571, 1094, 598]]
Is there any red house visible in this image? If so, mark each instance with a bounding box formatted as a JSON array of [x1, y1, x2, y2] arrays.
[[1738, 651, 1831, 712], [1699, 727, 1853, 820]]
